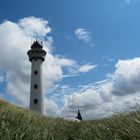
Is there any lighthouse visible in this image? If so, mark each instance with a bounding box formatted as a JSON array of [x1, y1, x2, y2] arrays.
[[27, 41, 46, 114]]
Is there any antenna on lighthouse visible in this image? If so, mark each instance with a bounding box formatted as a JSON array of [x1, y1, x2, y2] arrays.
[[35, 34, 38, 41]]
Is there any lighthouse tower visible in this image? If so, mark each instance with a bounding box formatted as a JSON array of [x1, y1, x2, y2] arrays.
[[27, 41, 46, 114]]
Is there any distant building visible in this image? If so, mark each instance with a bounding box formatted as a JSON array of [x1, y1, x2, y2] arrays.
[[27, 41, 46, 114], [62, 108, 82, 122], [76, 108, 82, 121], [64, 117, 81, 122]]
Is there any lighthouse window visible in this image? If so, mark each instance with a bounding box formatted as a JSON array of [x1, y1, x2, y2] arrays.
[[34, 70, 38, 75], [33, 98, 38, 104], [34, 84, 38, 89]]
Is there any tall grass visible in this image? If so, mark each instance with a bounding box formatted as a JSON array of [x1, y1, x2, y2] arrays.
[[0, 99, 140, 140]]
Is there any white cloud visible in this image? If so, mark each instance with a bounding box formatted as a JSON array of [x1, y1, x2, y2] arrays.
[[75, 28, 91, 43], [0, 17, 98, 117], [55, 56, 76, 67], [62, 63, 97, 78], [114, 58, 140, 81], [125, 0, 137, 4], [0, 17, 78, 115], [0, 75, 4, 83], [125, 0, 130, 3], [0, 20, 31, 106], [60, 57, 140, 119], [78, 64, 97, 73], [45, 98, 59, 117], [2, 17, 140, 120], [18, 17, 51, 38], [102, 56, 114, 62], [110, 57, 140, 96], [75, 28, 94, 46]]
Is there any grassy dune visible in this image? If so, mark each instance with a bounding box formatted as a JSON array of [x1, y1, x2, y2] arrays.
[[0, 99, 140, 140]]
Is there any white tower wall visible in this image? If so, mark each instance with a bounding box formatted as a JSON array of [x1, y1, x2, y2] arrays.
[[30, 59, 43, 113]]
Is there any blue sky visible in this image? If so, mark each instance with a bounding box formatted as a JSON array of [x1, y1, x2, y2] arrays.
[[1, 0, 140, 119]]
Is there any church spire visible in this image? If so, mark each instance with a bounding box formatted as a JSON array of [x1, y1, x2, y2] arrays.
[[76, 108, 82, 121]]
